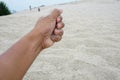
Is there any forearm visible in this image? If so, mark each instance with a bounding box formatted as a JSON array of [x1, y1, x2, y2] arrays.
[[0, 9, 63, 80], [0, 31, 43, 80]]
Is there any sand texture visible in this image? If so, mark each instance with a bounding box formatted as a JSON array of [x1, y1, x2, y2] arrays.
[[0, 0, 120, 80]]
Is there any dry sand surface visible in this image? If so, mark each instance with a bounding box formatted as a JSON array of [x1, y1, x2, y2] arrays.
[[0, 0, 120, 80]]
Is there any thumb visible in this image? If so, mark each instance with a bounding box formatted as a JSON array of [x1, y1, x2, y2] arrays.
[[50, 9, 63, 19]]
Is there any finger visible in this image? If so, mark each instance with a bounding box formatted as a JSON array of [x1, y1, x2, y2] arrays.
[[51, 35, 62, 42], [56, 22, 65, 29], [50, 9, 63, 19], [54, 29, 64, 36], [57, 16, 63, 23]]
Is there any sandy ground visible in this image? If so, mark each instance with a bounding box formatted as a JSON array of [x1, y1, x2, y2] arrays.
[[0, 0, 120, 80]]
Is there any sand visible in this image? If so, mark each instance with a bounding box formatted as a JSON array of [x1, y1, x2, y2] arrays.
[[0, 0, 120, 80]]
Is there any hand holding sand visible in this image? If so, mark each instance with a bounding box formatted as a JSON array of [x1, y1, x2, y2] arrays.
[[32, 9, 64, 49]]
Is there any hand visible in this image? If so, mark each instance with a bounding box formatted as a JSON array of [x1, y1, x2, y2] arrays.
[[32, 9, 64, 49]]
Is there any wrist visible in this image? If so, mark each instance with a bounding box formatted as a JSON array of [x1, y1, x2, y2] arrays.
[[25, 30, 44, 52]]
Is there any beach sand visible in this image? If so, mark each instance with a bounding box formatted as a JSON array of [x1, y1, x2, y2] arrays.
[[0, 0, 120, 80]]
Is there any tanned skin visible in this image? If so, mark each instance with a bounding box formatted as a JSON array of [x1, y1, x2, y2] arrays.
[[0, 9, 64, 80]]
